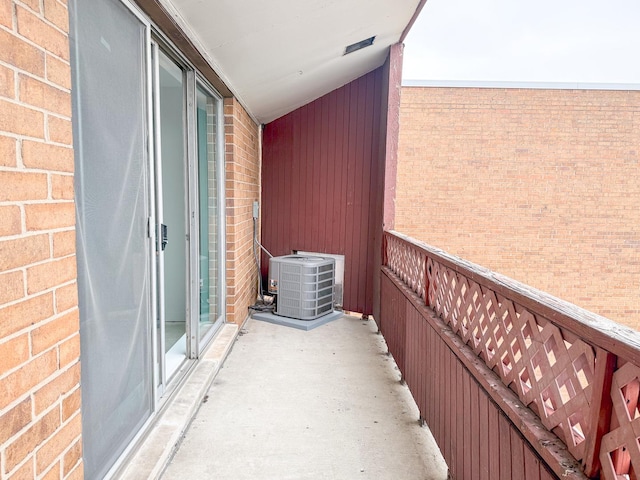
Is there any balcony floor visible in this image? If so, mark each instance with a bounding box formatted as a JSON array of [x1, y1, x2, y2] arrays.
[[161, 314, 448, 480]]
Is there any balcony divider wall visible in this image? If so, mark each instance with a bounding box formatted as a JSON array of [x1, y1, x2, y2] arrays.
[[261, 54, 400, 316]]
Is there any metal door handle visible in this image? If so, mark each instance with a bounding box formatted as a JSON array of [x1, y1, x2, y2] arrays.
[[161, 224, 168, 251]]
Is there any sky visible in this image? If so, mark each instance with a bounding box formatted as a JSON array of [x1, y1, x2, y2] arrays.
[[402, 0, 640, 84]]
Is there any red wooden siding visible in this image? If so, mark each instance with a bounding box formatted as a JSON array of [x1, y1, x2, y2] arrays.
[[261, 67, 387, 314]]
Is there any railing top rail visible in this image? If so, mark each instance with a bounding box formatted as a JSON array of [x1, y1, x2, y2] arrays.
[[386, 230, 640, 364]]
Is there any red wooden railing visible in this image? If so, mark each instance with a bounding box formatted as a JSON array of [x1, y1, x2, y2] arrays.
[[380, 230, 640, 480]]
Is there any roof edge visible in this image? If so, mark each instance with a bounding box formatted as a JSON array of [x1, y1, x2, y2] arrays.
[[399, 0, 428, 44], [402, 79, 640, 91]]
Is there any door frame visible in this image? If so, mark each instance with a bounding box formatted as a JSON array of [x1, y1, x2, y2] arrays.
[[191, 76, 226, 356]]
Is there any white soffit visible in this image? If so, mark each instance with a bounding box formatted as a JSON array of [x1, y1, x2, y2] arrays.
[[166, 0, 421, 123]]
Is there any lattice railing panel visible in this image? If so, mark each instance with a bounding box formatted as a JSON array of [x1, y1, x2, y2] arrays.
[[385, 234, 426, 301], [599, 363, 640, 480], [384, 232, 597, 462]]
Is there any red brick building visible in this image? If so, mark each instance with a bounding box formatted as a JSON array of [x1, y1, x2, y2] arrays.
[[396, 83, 640, 328]]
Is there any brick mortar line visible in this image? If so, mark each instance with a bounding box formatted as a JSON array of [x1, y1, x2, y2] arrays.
[[399, 107, 640, 114], [224, 217, 257, 224], [19, 203, 26, 240], [226, 240, 254, 251], [20, 137, 75, 149], [0, 227, 74, 243], [227, 174, 258, 180], [64, 459, 82, 479], [225, 202, 259, 208], [227, 169, 259, 176], [399, 102, 640, 112], [0, 130, 68, 146], [0, 97, 72, 121], [226, 181, 258, 187], [225, 199, 259, 204], [45, 169, 51, 200], [0, 167, 75, 179], [0, 198, 75, 205], [51, 282, 77, 315], [43, 111, 71, 122]]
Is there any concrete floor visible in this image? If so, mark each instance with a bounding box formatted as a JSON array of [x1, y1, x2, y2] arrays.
[[161, 315, 448, 480]]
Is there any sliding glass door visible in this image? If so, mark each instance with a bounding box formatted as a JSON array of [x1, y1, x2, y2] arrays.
[[154, 48, 188, 382], [70, 0, 153, 477], [71, 1, 225, 475], [151, 44, 225, 390], [196, 84, 224, 345]]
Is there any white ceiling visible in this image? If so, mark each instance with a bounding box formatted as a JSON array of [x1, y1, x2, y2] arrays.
[[163, 0, 422, 123]]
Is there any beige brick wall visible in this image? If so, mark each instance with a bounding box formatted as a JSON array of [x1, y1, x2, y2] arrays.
[[0, 0, 83, 478], [224, 97, 260, 325], [396, 86, 640, 328]]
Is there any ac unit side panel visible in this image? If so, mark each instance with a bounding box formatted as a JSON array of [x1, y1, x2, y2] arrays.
[[268, 255, 336, 320]]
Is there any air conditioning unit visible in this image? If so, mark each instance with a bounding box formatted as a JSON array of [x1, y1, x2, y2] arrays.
[[268, 255, 335, 320]]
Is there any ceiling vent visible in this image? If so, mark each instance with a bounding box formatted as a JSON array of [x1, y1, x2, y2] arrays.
[[344, 36, 376, 55]]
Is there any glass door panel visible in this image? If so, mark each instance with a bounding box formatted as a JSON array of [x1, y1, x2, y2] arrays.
[[157, 50, 188, 380], [196, 84, 223, 341], [70, 0, 152, 476]]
